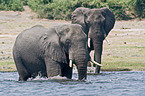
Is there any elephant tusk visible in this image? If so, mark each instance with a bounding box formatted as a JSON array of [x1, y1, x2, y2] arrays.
[[90, 60, 103, 67], [69, 60, 73, 67], [88, 38, 91, 48], [105, 37, 110, 45]]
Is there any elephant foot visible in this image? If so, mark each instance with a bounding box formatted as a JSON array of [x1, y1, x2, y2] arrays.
[[19, 76, 29, 81], [18, 74, 31, 81], [61, 64, 73, 79], [95, 66, 101, 74]]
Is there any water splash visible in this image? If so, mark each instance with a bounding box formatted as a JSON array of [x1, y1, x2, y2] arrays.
[[49, 75, 68, 80], [27, 72, 48, 81], [27, 73, 69, 81]]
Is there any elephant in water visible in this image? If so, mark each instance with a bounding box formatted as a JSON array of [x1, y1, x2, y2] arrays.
[[71, 7, 115, 74], [13, 24, 98, 81]]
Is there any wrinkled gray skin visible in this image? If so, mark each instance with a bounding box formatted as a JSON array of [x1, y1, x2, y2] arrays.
[[13, 24, 89, 81], [71, 7, 115, 74]]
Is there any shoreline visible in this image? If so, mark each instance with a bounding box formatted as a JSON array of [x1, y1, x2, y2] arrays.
[[0, 66, 144, 73]]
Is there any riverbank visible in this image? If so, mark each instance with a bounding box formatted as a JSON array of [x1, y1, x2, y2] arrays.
[[0, 6, 145, 72]]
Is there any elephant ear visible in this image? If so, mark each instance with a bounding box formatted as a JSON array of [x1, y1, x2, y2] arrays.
[[71, 7, 90, 34], [42, 29, 68, 64], [54, 24, 71, 57], [101, 7, 115, 35]]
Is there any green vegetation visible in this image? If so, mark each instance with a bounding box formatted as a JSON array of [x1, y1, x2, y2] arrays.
[[0, 0, 24, 11], [128, 0, 145, 19], [0, 0, 145, 20]]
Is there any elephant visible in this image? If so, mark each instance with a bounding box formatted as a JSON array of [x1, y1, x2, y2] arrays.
[[71, 7, 115, 74], [13, 24, 99, 81]]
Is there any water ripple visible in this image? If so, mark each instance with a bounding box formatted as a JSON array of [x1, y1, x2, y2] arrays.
[[0, 71, 145, 96]]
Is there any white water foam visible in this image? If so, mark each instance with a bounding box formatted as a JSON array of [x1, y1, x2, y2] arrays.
[[49, 75, 67, 80], [27, 73, 68, 81]]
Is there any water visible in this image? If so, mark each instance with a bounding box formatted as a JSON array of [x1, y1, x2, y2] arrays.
[[0, 71, 145, 96]]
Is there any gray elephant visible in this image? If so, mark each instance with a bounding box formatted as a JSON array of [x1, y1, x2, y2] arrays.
[[13, 24, 97, 81], [71, 7, 115, 74]]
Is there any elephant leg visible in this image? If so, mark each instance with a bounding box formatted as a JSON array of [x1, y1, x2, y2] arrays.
[[61, 63, 73, 79], [14, 57, 31, 81], [45, 58, 61, 78]]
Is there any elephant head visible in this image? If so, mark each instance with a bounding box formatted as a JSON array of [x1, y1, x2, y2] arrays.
[[52, 24, 90, 80], [71, 7, 115, 73]]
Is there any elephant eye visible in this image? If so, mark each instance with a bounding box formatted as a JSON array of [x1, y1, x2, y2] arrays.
[[102, 12, 106, 17], [95, 15, 102, 20], [65, 39, 71, 48], [84, 14, 87, 17], [97, 15, 101, 18], [65, 39, 71, 45]]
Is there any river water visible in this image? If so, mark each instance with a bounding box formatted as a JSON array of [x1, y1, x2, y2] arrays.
[[0, 71, 145, 96]]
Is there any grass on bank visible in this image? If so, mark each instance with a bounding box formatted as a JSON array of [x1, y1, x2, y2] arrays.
[[101, 28, 145, 71], [0, 61, 16, 72], [102, 59, 145, 71]]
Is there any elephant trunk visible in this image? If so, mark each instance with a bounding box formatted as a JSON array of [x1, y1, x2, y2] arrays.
[[75, 58, 88, 80], [78, 66, 87, 80], [73, 49, 89, 80], [94, 42, 103, 74]]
